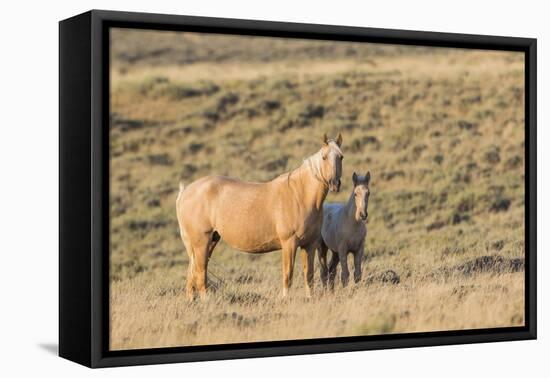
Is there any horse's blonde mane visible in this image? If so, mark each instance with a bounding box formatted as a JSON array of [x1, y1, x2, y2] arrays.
[[304, 150, 325, 184], [303, 140, 342, 185]]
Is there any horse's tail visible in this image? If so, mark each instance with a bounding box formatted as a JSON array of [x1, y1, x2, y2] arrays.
[[176, 180, 185, 203]]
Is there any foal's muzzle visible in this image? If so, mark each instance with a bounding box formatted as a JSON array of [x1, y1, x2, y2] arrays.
[[360, 212, 368, 221]]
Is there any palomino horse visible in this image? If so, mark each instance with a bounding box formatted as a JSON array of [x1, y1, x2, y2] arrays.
[[176, 134, 343, 300], [319, 171, 371, 289]]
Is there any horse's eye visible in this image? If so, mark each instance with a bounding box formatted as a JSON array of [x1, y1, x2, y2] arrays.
[[340, 156, 344, 161]]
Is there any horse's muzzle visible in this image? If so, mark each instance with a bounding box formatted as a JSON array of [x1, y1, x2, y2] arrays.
[[329, 179, 341, 192]]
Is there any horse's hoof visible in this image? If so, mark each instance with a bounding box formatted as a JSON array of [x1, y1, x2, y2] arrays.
[[198, 293, 209, 302]]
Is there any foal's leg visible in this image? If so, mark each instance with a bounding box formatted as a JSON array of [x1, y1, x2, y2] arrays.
[[281, 238, 298, 297], [318, 240, 329, 289], [353, 241, 365, 284], [302, 242, 317, 298], [338, 246, 350, 288], [327, 251, 339, 290]]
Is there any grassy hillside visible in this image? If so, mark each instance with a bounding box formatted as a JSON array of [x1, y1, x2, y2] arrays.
[[109, 29, 525, 350]]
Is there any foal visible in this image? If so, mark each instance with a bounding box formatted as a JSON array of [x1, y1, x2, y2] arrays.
[[319, 172, 371, 289]]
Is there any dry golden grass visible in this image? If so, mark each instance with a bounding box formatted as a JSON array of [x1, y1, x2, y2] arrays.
[[109, 29, 525, 350], [111, 269, 523, 349]]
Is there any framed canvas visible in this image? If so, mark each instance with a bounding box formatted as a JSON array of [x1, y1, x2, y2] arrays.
[[59, 10, 537, 368]]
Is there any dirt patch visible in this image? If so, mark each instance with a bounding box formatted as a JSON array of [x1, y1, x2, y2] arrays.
[[126, 219, 167, 232], [111, 114, 155, 132], [381, 170, 405, 181], [457, 120, 478, 131], [225, 292, 265, 305], [456, 255, 524, 275], [350, 135, 381, 152], [365, 270, 400, 285], [235, 274, 261, 284], [484, 146, 501, 164], [147, 153, 173, 166], [490, 198, 511, 212], [262, 156, 289, 172], [427, 220, 447, 232], [445, 255, 524, 277], [299, 104, 325, 121]]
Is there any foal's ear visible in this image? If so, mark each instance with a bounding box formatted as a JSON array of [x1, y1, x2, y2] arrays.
[[365, 171, 371, 184], [336, 133, 343, 147], [352, 172, 358, 186], [323, 133, 329, 145]]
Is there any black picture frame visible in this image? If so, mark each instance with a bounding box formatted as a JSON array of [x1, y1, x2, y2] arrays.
[[59, 9, 537, 368]]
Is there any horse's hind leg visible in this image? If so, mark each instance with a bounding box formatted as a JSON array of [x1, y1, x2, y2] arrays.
[[192, 234, 214, 300], [185, 253, 195, 301], [180, 234, 196, 301], [207, 231, 220, 259], [318, 240, 329, 289]]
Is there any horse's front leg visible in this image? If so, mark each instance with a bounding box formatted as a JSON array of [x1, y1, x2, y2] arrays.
[[302, 242, 317, 298], [353, 241, 365, 284], [281, 238, 298, 297]]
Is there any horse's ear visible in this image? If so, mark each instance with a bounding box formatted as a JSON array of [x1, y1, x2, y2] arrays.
[[352, 172, 358, 186], [323, 133, 329, 145], [365, 171, 371, 184], [336, 133, 343, 147]]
